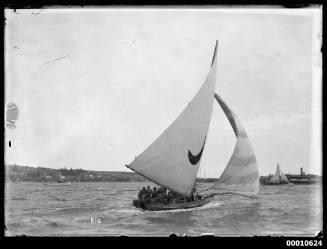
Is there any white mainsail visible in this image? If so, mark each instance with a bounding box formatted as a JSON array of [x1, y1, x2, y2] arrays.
[[270, 163, 288, 182], [213, 93, 259, 195], [126, 41, 218, 196]]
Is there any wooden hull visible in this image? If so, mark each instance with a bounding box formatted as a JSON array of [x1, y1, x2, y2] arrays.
[[133, 197, 213, 211]]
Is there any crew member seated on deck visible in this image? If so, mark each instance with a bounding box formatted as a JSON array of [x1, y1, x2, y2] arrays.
[[138, 187, 146, 201], [146, 185, 151, 194], [151, 187, 158, 204], [144, 185, 152, 203], [158, 186, 165, 194], [152, 187, 157, 198], [167, 189, 174, 203], [190, 187, 196, 202], [157, 186, 168, 204]]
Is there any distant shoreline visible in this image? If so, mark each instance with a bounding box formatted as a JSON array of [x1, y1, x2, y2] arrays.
[[6, 164, 321, 183], [5, 164, 218, 183]]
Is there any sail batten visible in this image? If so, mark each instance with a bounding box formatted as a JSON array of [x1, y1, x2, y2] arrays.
[[213, 93, 259, 195], [127, 42, 218, 196]]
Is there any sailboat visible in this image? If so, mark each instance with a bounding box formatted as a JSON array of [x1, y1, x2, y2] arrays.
[[125, 41, 259, 211], [264, 163, 289, 185]]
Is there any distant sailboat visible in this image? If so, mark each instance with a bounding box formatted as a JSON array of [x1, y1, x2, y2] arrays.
[[264, 163, 289, 185], [125, 41, 259, 211]]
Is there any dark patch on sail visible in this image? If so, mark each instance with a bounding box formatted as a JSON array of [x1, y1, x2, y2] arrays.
[[214, 94, 239, 136], [215, 93, 249, 138], [211, 40, 218, 67], [188, 136, 207, 165]]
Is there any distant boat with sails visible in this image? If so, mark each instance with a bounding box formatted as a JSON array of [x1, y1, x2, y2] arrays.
[[125, 41, 259, 211], [262, 163, 289, 185]]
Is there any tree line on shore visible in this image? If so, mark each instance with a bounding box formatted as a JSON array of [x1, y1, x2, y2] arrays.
[[6, 164, 218, 183]]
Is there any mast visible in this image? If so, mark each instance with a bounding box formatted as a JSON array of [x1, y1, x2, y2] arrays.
[[211, 40, 218, 67]]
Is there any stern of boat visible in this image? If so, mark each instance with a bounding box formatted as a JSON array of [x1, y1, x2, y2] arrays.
[[133, 199, 145, 209]]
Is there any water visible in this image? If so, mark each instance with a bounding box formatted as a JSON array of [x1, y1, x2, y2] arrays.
[[5, 182, 322, 236]]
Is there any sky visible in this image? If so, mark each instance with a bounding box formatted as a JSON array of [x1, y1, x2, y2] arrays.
[[4, 7, 322, 177]]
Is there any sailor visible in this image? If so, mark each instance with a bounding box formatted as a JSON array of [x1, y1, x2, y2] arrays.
[[138, 187, 142, 200], [157, 186, 167, 204], [158, 186, 166, 195], [190, 187, 196, 202], [167, 190, 174, 203], [147, 185, 153, 197], [143, 185, 152, 203], [152, 187, 157, 198], [138, 187, 146, 200]]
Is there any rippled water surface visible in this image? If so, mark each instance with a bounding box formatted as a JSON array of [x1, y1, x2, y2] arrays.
[[5, 182, 322, 236]]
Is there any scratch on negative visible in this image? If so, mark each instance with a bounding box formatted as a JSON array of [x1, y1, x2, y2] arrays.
[[38, 55, 70, 69]]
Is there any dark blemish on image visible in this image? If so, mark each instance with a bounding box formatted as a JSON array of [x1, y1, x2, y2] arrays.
[[315, 231, 323, 238], [6, 103, 19, 129], [9, 141, 11, 147]]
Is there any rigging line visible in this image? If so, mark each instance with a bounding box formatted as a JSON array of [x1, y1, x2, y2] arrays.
[[199, 186, 215, 193], [204, 191, 258, 199]]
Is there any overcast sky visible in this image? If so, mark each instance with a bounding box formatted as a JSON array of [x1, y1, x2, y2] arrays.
[[5, 7, 322, 176]]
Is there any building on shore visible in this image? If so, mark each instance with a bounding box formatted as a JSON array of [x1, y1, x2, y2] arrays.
[[286, 168, 320, 185]]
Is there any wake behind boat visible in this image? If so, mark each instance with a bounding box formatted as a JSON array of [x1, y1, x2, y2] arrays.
[[125, 41, 259, 211]]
